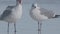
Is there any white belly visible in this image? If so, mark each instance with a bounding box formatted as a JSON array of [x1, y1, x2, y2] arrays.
[[30, 8, 48, 21]]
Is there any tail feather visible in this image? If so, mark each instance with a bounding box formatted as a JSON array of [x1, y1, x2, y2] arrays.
[[52, 15, 60, 18]]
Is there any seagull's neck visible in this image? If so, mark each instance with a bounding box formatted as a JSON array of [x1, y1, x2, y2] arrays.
[[17, 3, 21, 6], [16, 2, 22, 6], [36, 6, 40, 9], [15, 4, 22, 9]]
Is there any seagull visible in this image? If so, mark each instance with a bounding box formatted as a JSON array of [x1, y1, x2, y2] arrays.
[[30, 3, 60, 34], [0, 0, 22, 34]]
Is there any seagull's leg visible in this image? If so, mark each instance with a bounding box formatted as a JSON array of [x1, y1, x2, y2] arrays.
[[7, 22, 9, 34], [14, 22, 16, 34], [40, 22, 42, 34], [38, 21, 42, 34], [38, 22, 39, 34]]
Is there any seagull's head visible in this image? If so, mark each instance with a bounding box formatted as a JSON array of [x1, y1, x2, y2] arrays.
[[17, 0, 21, 4], [32, 3, 38, 8]]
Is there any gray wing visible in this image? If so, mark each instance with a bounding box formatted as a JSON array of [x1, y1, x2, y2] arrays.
[[40, 8, 55, 18], [0, 6, 15, 20]]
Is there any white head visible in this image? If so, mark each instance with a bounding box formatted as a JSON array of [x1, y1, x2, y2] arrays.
[[32, 3, 38, 8]]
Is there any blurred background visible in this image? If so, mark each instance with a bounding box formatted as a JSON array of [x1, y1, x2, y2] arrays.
[[0, 0, 60, 34]]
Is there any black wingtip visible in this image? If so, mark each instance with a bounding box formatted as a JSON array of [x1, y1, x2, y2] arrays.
[[52, 15, 60, 18]]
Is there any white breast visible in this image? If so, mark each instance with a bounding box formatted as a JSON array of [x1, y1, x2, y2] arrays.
[[12, 5, 22, 19], [4, 4, 22, 22]]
